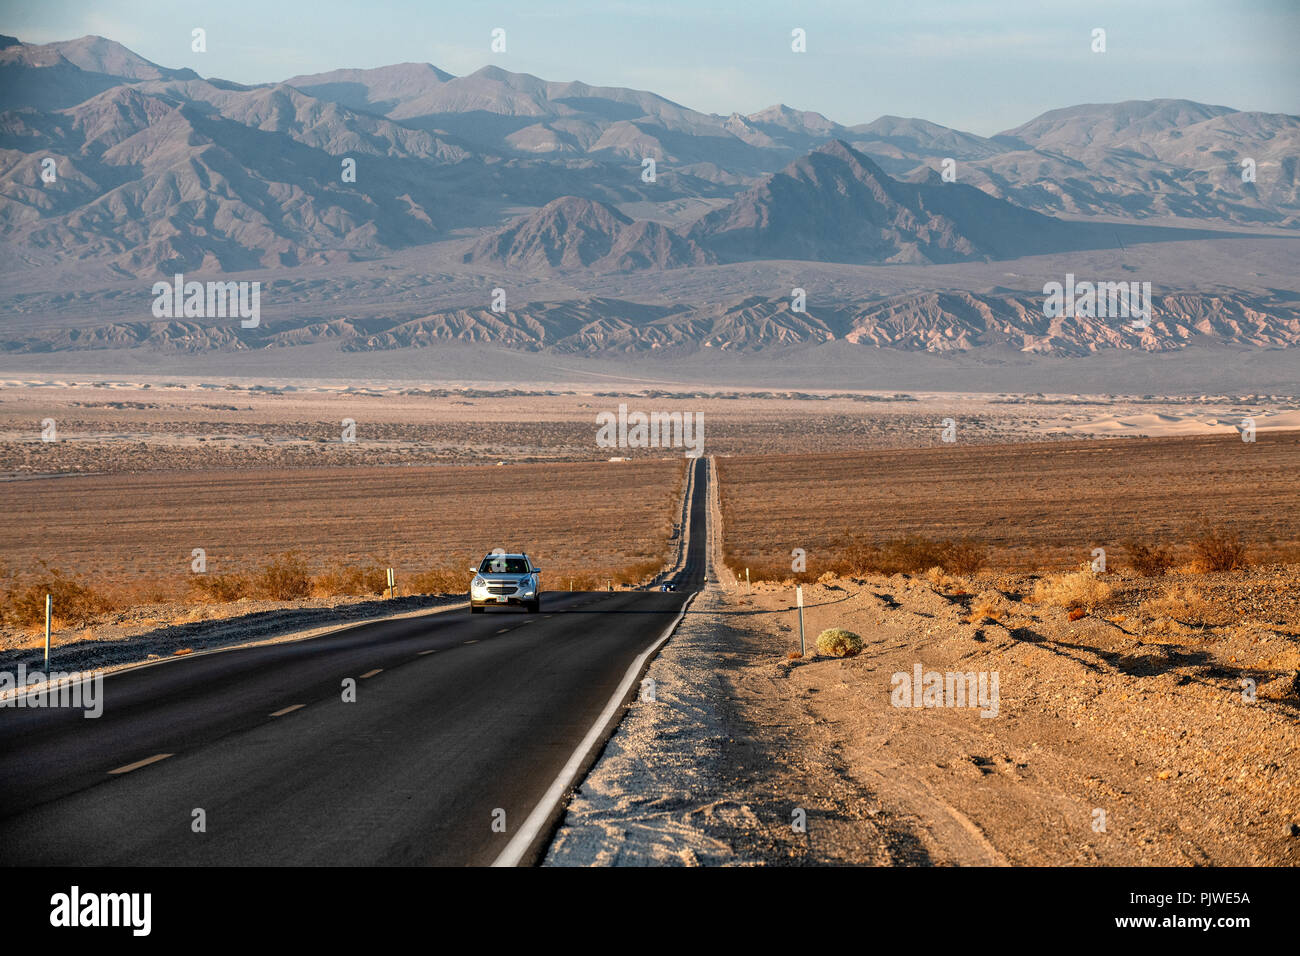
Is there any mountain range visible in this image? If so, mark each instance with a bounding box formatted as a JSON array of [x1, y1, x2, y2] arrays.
[[5, 287, 1298, 358], [463, 195, 715, 271], [463, 138, 1086, 272], [0, 33, 1297, 366]]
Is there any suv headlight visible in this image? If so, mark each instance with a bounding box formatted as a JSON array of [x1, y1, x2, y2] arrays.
[[472, 577, 485, 588]]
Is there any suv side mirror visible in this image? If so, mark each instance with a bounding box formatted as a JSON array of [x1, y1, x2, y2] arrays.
[[531, 567, 542, 573], [469, 565, 479, 572]]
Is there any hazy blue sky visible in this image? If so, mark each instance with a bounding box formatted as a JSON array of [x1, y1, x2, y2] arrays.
[[3, 0, 1297, 134]]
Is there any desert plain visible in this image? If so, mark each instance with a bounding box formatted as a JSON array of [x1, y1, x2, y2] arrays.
[[0, 375, 1297, 868]]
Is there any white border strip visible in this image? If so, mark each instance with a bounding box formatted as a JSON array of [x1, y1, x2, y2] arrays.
[[493, 458, 707, 866], [490, 593, 698, 867]]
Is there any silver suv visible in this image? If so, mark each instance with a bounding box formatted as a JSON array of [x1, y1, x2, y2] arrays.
[[469, 552, 542, 613]]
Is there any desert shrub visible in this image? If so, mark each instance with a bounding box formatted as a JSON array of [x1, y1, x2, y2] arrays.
[[941, 539, 989, 575], [862, 536, 989, 576], [254, 552, 312, 601], [924, 566, 951, 588], [839, 535, 884, 575], [412, 557, 658, 596], [1032, 563, 1114, 611], [1142, 585, 1215, 625], [0, 560, 14, 626], [612, 559, 664, 586], [816, 627, 863, 657], [1124, 539, 1175, 577], [560, 572, 602, 591], [117, 577, 177, 606], [0, 562, 117, 628], [190, 573, 250, 603], [968, 598, 1006, 623], [409, 566, 471, 595], [552, 562, 667, 591], [878, 535, 948, 573], [312, 563, 388, 598], [1188, 523, 1248, 573], [735, 534, 987, 583]]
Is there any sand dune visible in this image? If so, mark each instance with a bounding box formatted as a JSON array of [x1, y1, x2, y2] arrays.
[[1067, 409, 1300, 436]]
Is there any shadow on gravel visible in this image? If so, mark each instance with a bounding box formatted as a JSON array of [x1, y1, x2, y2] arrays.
[[1008, 629, 1300, 718]]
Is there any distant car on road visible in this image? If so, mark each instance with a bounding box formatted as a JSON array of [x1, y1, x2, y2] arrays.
[[469, 552, 542, 613], [660, 583, 676, 592]]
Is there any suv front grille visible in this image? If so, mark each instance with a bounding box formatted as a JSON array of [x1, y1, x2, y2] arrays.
[[487, 585, 518, 595]]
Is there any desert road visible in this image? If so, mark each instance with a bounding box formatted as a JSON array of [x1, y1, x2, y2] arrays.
[[0, 457, 709, 867]]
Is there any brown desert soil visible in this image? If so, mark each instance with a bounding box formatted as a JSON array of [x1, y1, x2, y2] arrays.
[[719, 431, 1300, 573], [549, 451, 1299, 866], [2, 459, 683, 581], [550, 566, 1299, 866], [1, 458, 684, 656]]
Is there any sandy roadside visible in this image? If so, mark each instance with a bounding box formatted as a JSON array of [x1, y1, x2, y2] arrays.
[[547, 567, 1300, 866]]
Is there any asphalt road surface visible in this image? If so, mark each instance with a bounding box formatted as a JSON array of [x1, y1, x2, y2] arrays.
[[0, 457, 709, 866]]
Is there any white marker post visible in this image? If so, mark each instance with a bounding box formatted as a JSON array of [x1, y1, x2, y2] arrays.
[[746, 568, 750, 593], [44, 593, 51, 670], [386, 567, 395, 598], [796, 585, 805, 656]]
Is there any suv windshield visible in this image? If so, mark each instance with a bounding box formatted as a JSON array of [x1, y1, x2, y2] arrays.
[[480, 557, 531, 574]]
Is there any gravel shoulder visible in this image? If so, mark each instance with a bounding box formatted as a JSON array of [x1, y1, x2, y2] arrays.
[[546, 566, 1300, 866]]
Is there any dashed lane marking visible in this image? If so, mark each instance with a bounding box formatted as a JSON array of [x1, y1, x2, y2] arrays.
[[109, 753, 174, 775]]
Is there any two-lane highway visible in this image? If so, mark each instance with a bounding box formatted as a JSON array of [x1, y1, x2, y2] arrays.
[[0, 456, 709, 866]]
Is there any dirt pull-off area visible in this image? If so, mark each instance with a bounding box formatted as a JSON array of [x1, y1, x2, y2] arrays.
[[549, 568, 1300, 865]]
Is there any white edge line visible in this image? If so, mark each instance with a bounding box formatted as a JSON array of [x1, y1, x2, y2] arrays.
[[490, 590, 698, 868], [2, 672, 101, 707]]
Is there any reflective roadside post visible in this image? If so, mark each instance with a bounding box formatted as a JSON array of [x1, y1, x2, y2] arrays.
[[45, 593, 51, 671], [796, 585, 805, 657]]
